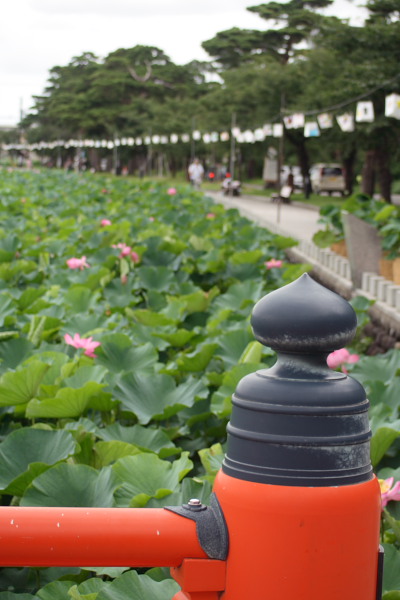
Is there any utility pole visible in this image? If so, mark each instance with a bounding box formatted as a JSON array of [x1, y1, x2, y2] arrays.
[[229, 112, 236, 197], [191, 118, 196, 162]]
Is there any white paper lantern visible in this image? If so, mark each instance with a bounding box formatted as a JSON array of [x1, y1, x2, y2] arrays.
[[144, 136, 151, 145], [136, 138, 142, 145], [127, 138, 135, 145], [272, 123, 283, 138], [203, 133, 211, 144], [263, 124, 273, 136], [304, 122, 320, 138], [220, 131, 230, 141], [107, 141, 114, 149], [356, 101, 374, 123], [385, 94, 400, 120], [160, 136, 168, 144], [170, 134, 179, 144], [192, 130, 201, 141], [181, 133, 190, 143], [336, 113, 355, 132], [210, 132, 219, 142], [152, 135, 160, 144]]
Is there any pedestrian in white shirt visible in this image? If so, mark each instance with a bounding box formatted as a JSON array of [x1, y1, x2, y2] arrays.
[[188, 158, 204, 189]]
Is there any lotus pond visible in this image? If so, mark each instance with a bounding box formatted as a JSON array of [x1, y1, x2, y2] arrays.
[[0, 169, 398, 599]]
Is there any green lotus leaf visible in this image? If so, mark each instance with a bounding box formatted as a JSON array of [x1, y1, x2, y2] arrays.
[[98, 424, 175, 454], [21, 463, 119, 507], [0, 360, 49, 406], [0, 338, 34, 374], [0, 428, 78, 495], [64, 285, 101, 314], [96, 335, 158, 373], [26, 381, 106, 419], [94, 441, 142, 467], [136, 266, 177, 293], [96, 571, 179, 600], [112, 452, 192, 507], [176, 343, 218, 372], [114, 373, 207, 424]]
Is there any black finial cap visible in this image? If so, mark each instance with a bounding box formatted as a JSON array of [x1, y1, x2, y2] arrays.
[[222, 274, 373, 487]]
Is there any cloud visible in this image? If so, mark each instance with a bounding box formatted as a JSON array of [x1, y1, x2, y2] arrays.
[[30, 0, 255, 18]]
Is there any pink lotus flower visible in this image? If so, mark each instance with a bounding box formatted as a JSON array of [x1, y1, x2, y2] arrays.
[[112, 243, 140, 262], [130, 251, 140, 263], [206, 212, 216, 219], [64, 333, 101, 358], [265, 259, 283, 269], [327, 348, 359, 373], [66, 256, 90, 270], [100, 219, 112, 226], [112, 243, 131, 257], [379, 477, 400, 508], [167, 187, 177, 195]]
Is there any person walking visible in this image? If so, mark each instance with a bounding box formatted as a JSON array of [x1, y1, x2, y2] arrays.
[[188, 158, 204, 189]]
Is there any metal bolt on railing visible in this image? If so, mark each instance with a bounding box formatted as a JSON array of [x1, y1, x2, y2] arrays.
[[0, 274, 382, 600]]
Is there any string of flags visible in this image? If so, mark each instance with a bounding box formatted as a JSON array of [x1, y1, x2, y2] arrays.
[[2, 94, 400, 152]]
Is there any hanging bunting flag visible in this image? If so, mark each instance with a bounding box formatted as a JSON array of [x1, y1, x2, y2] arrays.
[[283, 115, 294, 129], [220, 131, 230, 141], [284, 113, 305, 129], [181, 133, 190, 143], [336, 113, 355, 132], [317, 113, 333, 129], [192, 130, 201, 141], [254, 128, 266, 141], [304, 122, 320, 138], [272, 123, 283, 137], [232, 127, 241, 138], [385, 94, 400, 120], [263, 124, 273, 136], [356, 101, 374, 122], [243, 130, 255, 143]]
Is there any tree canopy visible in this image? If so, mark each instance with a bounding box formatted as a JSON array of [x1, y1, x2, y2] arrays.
[[16, 0, 400, 199]]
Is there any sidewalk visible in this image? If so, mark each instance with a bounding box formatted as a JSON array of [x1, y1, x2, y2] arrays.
[[206, 190, 321, 243]]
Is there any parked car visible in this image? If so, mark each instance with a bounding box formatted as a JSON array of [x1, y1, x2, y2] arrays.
[[310, 164, 346, 196]]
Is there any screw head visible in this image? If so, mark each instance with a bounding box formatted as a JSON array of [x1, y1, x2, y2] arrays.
[[187, 498, 202, 506]]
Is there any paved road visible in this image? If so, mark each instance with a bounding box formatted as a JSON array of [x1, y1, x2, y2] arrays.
[[206, 190, 321, 243]]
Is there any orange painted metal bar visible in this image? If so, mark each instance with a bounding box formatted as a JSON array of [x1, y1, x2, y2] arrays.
[[0, 507, 207, 567]]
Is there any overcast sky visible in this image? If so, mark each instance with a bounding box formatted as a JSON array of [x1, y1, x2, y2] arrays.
[[0, 0, 368, 127]]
